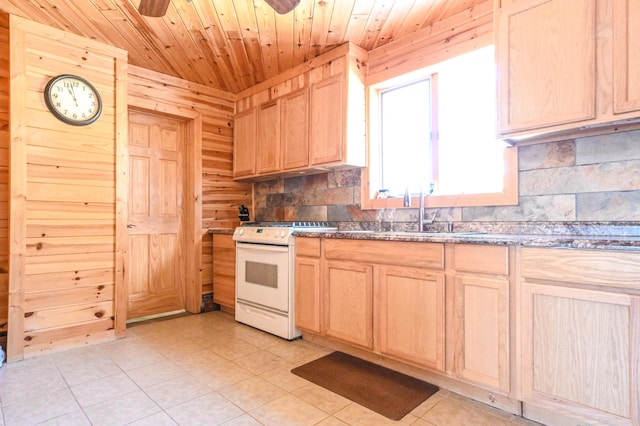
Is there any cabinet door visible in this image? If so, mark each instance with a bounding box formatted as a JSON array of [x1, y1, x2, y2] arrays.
[[295, 256, 321, 333], [378, 267, 445, 371], [256, 100, 281, 174], [233, 107, 257, 178], [324, 260, 373, 348], [454, 274, 509, 392], [310, 74, 344, 166], [521, 283, 639, 424], [496, 0, 596, 134], [212, 234, 236, 310], [281, 89, 309, 170], [613, 0, 640, 114]]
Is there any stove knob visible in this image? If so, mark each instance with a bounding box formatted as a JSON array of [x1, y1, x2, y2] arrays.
[[238, 228, 244, 236], [280, 230, 287, 238]]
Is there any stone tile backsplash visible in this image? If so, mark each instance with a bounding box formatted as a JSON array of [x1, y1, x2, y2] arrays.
[[253, 129, 640, 231]]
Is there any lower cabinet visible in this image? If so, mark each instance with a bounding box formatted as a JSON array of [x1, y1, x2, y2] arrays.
[[295, 237, 322, 333], [519, 247, 640, 426], [212, 233, 236, 311], [324, 260, 373, 349], [452, 244, 511, 393], [378, 266, 445, 370]]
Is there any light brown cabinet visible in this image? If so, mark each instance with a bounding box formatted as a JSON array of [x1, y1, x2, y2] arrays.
[[519, 247, 640, 426], [378, 266, 445, 370], [496, 0, 640, 139], [318, 238, 446, 369], [281, 89, 309, 170], [294, 237, 321, 333], [212, 233, 236, 311], [256, 100, 281, 174], [233, 43, 367, 180], [232, 108, 257, 178], [451, 244, 511, 393], [496, 0, 596, 135], [324, 260, 373, 349], [613, 0, 640, 114]]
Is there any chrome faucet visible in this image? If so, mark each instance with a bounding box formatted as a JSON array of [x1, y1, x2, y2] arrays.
[[418, 183, 436, 232]]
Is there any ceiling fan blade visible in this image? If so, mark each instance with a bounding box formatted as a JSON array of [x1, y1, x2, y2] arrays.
[[138, 0, 171, 17], [265, 0, 301, 14]]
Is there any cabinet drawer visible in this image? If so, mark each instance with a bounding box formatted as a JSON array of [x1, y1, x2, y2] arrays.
[[521, 247, 640, 290], [296, 237, 321, 257], [323, 239, 444, 269], [454, 244, 509, 275]]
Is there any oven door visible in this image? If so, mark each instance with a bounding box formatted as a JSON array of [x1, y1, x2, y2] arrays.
[[236, 242, 291, 313]]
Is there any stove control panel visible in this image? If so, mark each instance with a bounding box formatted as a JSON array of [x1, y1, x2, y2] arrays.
[[233, 226, 293, 244]]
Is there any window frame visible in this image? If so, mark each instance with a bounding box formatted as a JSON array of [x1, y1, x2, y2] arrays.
[[361, 47, 519, 211]]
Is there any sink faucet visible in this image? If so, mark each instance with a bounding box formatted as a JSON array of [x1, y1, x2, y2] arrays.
[[418, 183, 436, 232]]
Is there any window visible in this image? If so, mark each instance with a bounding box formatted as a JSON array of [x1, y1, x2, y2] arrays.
[[364, 46, 518, 210]]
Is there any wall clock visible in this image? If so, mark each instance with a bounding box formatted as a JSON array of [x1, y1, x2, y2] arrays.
[[44, 74, 102, 126]]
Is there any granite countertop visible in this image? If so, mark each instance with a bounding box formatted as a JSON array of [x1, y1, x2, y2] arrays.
[[207, 228, 235, 235], [294, 228, 640, 252]]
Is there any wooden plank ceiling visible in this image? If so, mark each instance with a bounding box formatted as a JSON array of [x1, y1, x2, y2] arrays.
[[0, 0, 486, 93]]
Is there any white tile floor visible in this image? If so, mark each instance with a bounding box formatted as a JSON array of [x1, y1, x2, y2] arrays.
[[0, 311, 542, 425]]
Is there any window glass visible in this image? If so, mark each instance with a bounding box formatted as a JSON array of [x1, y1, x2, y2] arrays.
[[366, 45, 517, 209], [437, 47, 503, 195], [380, 79, 432, 195]]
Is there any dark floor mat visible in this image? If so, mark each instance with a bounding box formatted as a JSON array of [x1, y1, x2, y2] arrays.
[[291, 351, 439, 420]]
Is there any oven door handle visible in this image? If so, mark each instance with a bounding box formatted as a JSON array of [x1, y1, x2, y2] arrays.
[[236, 242, 290, 253]]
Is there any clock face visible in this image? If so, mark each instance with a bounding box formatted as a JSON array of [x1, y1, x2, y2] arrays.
[[44, 74, 102, 126]]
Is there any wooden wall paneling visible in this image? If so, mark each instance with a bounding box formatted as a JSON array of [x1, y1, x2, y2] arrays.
[[7, 13, 28, 362], [114, 55, 128, 336], [8, 15, 126, 360], [366, 1, 494, 86], [0, 11, 9, 335]]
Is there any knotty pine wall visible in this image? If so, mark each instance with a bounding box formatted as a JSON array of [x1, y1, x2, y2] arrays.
[[3, 13, 251, 361], [6, 14, 127, 361], [0, 14, 9, 338]]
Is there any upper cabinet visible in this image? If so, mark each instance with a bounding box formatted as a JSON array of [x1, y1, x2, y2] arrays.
[[233, 43, 368, 181], [613, 0, 640, 114], [496, 0, 640, 140]]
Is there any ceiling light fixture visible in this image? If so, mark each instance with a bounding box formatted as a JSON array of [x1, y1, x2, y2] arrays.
[[265, 0, 301, 14], [138, 0, 171, 17]]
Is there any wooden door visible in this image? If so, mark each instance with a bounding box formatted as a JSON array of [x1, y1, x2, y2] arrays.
[[127, 110, 187, 319]]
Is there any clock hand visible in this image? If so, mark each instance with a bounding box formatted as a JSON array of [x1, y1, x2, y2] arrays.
[[69, 84, 79, 107]]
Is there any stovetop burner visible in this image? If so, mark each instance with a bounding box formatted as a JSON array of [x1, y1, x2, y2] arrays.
[[242, 221, 337, 231]]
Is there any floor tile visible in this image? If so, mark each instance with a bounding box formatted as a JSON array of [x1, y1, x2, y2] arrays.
[[333, 402, 419, 426], [126, 360, 186, 388], [2, 388, 80, 425], [233, 349, 289, 374], [420, 396, 512, 426], [219, 376, 288, 411], [129, 411, 179, 425], [292, 383, 351, 414], [249, 393, 329, 426], [165, 392, 244, 426], [83, 390, 161, 426], [37, 410, 92, 426], [143, 375, 212, 410], [0, 355, 67, 405], [219, 414, 264, 425], [70, 372, 139, 407]]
